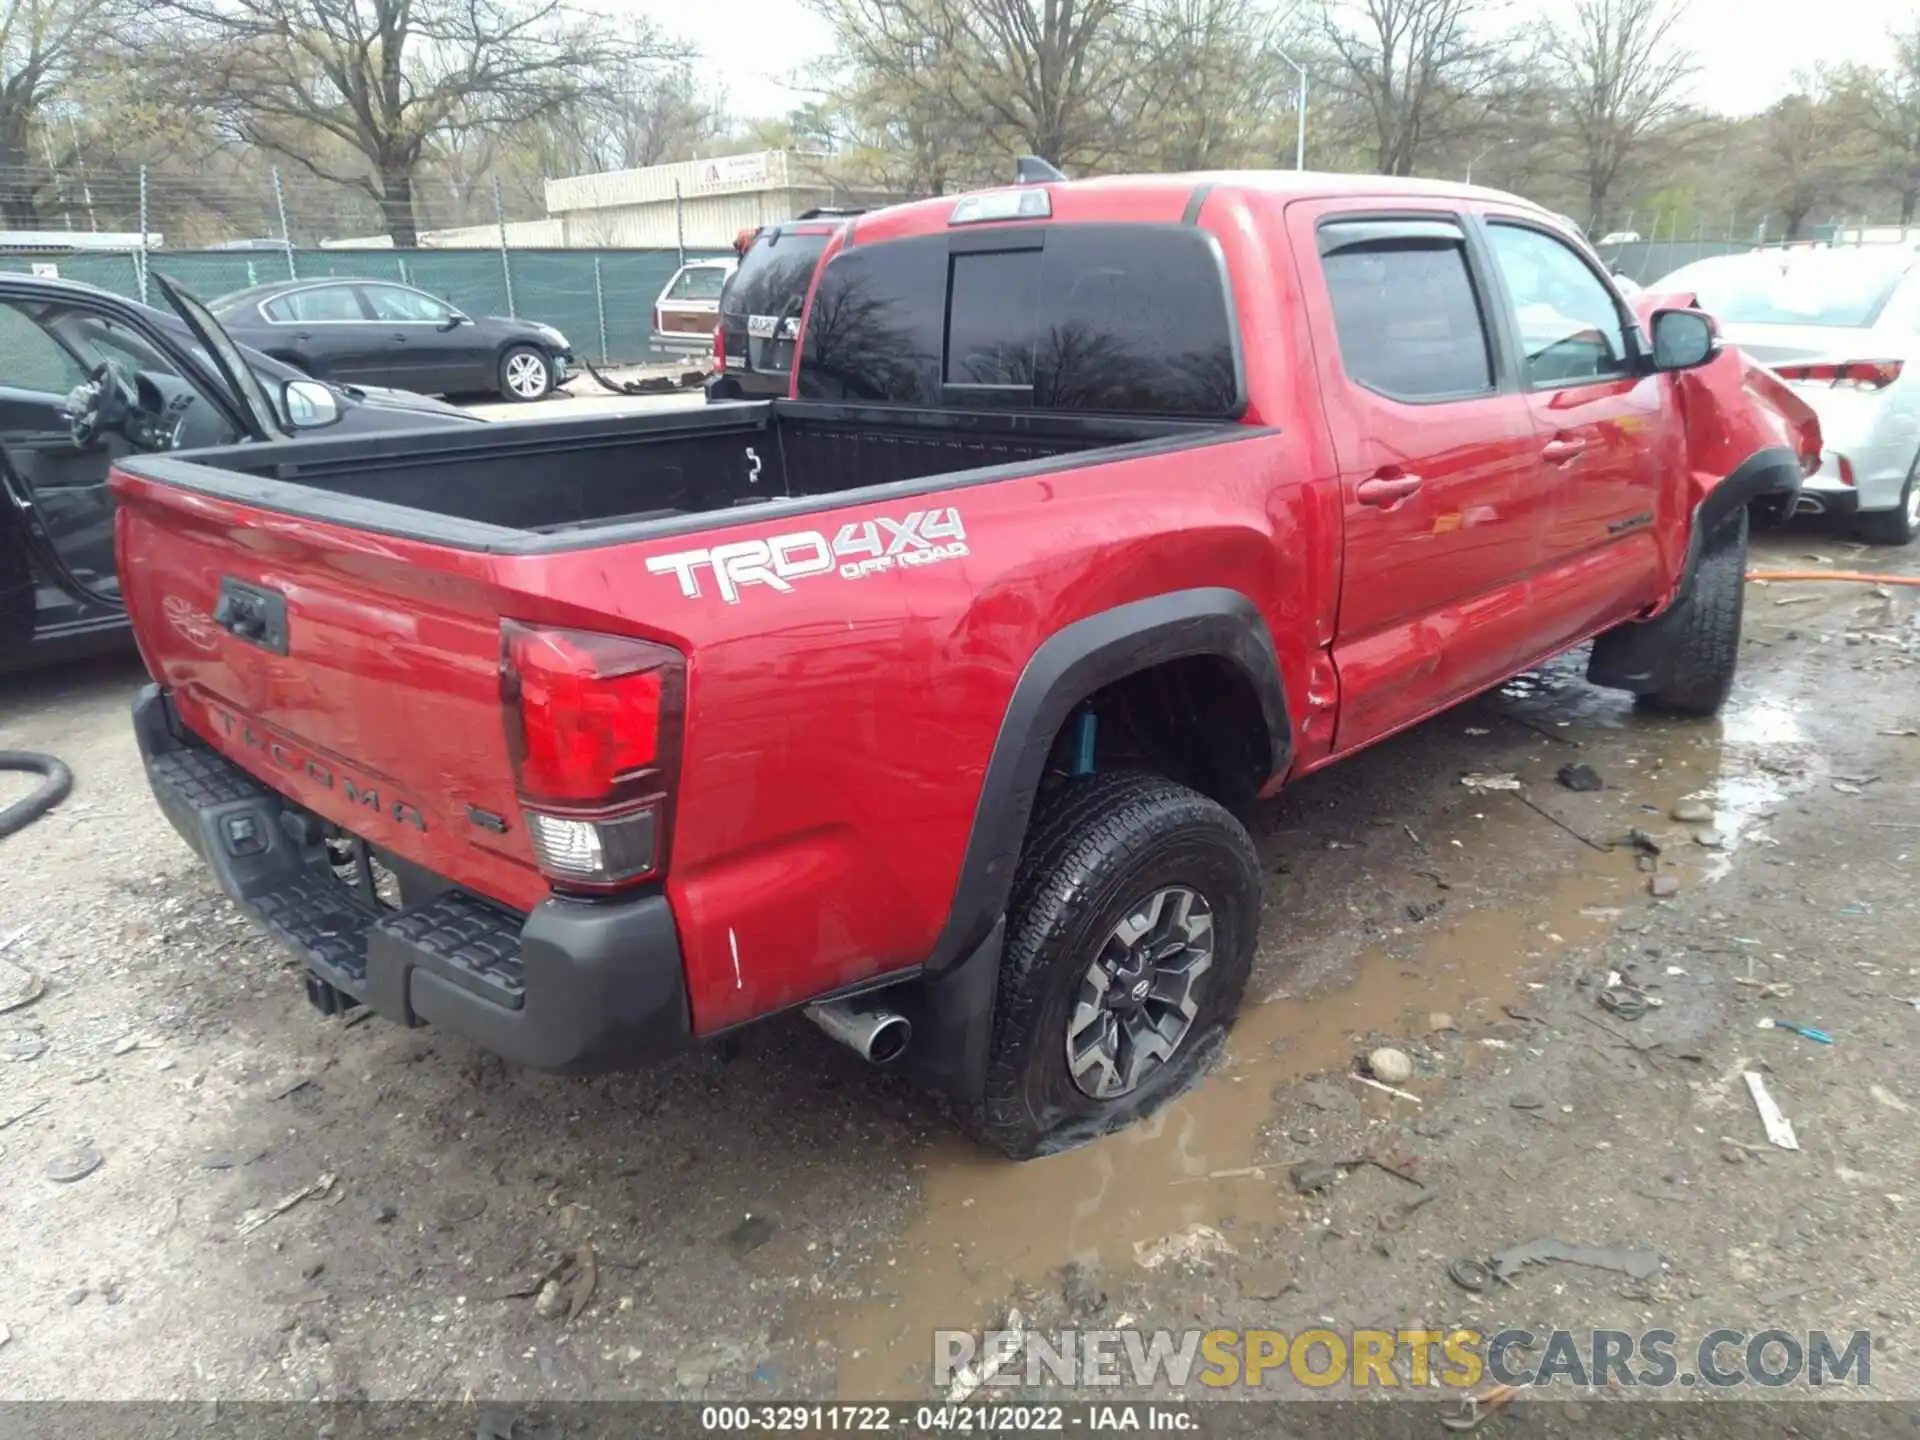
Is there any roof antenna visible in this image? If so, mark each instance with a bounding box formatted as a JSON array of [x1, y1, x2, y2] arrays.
[[1015, 156, 1066, 185]]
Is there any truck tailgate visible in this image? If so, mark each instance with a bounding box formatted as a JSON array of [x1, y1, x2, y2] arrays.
[[116, 470, 553, 913]]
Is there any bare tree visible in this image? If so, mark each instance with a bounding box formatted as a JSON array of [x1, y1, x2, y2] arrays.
[[1320, 0, 1513, 177], [1834, 29, 1920, 224], [1140, 0, 1298, 170], [1542, 0, 1694, 232], [143, 0, 683, 245], [0, 0, 133, 225], [1746, 72, 1865, 239], [805, 0, 1153, 172]]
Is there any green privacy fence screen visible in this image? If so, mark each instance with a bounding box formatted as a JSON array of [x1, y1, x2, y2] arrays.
[[0, 247, 732, 366]]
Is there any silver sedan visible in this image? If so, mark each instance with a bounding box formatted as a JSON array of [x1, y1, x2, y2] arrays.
[[1654, 247, 1920, 544]]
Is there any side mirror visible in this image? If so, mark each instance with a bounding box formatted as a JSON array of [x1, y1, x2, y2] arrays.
[[438, 314, 467, 331], [1650, 308, 1717, 371], [283, 378, 341, 429]]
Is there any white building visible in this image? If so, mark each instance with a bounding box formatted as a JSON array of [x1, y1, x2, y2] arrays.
[[325, 151, 850, 250]]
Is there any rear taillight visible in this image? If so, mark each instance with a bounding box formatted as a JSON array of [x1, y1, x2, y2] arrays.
[[500, 621, 684, 891], [1774, 359, 1904, 390], [1838, 455, 1856, 487], [712, 322, 726, 366], [654, 307, 664, 334]]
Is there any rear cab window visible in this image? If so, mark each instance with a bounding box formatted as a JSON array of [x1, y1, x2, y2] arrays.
[[798, 223, 1242, 417]]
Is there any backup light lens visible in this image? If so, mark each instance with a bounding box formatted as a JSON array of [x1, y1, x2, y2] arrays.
[[522, 807, 660, 887]]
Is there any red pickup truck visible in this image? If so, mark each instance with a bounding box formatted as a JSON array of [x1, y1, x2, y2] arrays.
[[112, 174, 1817, 1157]]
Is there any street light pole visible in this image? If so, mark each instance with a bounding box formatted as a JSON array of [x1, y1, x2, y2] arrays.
[[1277, 49, 1308, 170]]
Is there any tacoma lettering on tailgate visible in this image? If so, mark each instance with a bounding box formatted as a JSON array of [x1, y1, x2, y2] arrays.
[[206, 702, 428, 831]]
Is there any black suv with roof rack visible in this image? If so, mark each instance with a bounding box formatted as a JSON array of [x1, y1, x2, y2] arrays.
[[706, 209, 865, 402]]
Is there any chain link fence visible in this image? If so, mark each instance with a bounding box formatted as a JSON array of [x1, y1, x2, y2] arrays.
[[0, 244, 730, 366]]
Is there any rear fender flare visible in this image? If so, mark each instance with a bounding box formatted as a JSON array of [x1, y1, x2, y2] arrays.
[[924, 587, 1290, 979]]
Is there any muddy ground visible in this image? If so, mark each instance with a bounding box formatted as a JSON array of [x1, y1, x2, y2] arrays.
[[2, 527, 1917, 1421]]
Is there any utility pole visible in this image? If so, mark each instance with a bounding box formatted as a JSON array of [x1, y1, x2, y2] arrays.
[[1277, 50, 1308, 170]]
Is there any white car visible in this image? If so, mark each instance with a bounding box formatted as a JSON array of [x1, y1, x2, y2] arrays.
[[652, 257, 738, 357], [1654, 248, 1920, 544]]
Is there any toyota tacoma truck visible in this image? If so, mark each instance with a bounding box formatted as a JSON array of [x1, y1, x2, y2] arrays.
[[111, 174, 1818, 1158]]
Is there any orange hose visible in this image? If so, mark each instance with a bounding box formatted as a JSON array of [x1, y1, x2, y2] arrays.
[[1746, 570, 1920, 586]]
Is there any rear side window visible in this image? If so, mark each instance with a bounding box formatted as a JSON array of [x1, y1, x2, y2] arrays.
[[264, 286, 365, 323], [1319, 222, 1494, 401], [666, 265, 729, 302], [799, 225, 1240, 416], [723, 229, 834, 321]]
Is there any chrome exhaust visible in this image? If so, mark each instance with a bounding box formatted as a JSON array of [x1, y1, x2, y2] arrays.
[[805, 998, 912, 1064], [1793, 494, 1827, 515]]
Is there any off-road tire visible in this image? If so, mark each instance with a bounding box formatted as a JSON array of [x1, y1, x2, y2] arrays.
[[1858, 461, 1919, 546], [498, 345, 554, 402], [976, 772, 1261, 1160], [1637, 507, 1748, 717]]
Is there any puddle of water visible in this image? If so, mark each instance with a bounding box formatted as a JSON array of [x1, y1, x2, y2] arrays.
[[822, 661, 1825, 1397], [826, 841, 1646, 1398]]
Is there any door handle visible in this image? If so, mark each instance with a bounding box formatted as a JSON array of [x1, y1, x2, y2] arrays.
[[1356, 474, 1424, 507], [1542, 436, 1587, 464]]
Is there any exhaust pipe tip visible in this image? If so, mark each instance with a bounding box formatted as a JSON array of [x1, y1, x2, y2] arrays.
[[806, 998, 912, 1064], [1793, 494, 1827, 515]]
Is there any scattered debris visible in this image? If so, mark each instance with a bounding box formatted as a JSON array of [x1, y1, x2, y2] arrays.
[[1649, 874, 1682, 897], [0, 1097, 49, 1131], [1350, 1071, 1423, 1105], [109, 1034, 146, 1057], [1061, 1261, 1109, 1317], [1133, 1224, 1236, 1270], [1510, 1094, 1544, 1110], [567, 1243, 598, 1321], [1757, 1282, 1813, 1307], [1461, 772, 1522, 792], [236, 1173, 336, 1236], [1290, 1162, 1341, 1194], [726, 1214, 777, 1257], [1428, 1012, 1456, 1033], [1441, 1382, 1522, 1431], [1446, 1257, 1496, 1293], [533, 1279, 567, 1320], [946, 1309, 1027, 1403], [1598, 986, 1650, 1021], [1671, 799, 1715, 824], [2, 1033, 45, 1062], [1486, 1237, 1663, 1284], [1556, 763, 1602, 792], [0, 960, 44, 1014], [1366, 1046, 1414, 1085], [45, 1144, 103, 1184], [1693, 828, 1726, 849], [1759, 1019, 1832, 1044], [1870, 1085, 1911, 1114], [436, 1194, 487, 1227], [1743, 1072, 1800, 1151]]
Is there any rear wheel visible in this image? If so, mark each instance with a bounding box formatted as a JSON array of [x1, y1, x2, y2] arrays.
[[976, 772, 1260, 1160], [498, 345, 553, 402], [1859, 462, 1920, 546], [1637, 507, 1748, 717]]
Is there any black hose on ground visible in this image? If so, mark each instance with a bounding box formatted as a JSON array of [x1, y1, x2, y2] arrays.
[[0, 751, 73, 838]]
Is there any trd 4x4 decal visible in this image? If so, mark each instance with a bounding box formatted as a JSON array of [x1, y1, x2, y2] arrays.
[[646, 508, 968, 604]]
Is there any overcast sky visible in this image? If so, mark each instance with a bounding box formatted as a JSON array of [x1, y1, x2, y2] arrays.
[[612, 0, 1918, 123]]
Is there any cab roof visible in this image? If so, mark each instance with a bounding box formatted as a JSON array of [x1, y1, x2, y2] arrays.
[[848, 170, 1549, 246]]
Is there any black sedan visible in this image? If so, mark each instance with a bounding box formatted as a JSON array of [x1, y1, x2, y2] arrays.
[[210, 278, 574, 401], [0, 273, 480, 675]]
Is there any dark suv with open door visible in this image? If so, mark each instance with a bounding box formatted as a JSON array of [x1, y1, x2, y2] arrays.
[[0, 274, 479, 675], [706, 209, 863, 402]]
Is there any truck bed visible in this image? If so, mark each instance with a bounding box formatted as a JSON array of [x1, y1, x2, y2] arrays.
[[116, 400, 1221, 552]]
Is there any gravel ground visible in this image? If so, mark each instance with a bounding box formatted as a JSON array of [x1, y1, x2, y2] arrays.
[[1, 526, 1916, 1419]]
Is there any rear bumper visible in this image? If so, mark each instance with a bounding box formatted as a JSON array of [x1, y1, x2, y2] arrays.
[[132, 684, 690, 1071]]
